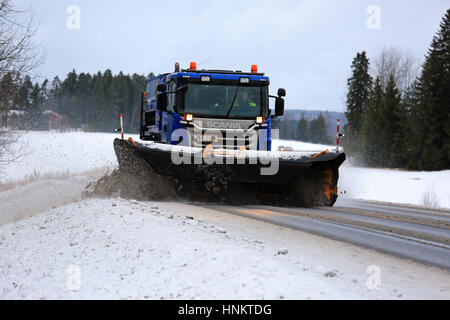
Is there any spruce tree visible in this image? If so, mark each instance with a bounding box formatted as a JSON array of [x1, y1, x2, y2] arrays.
[[408, 9, 450, 170], [296, 114, 309, 141], [27, 83, 44, 129], [60, 70, 78, 127], [310, 113, 329, 144], [17, 75, 33, 112], [48, 76, 62, 114], [361, 76, 384, 166], [382, 74, 404, 167], [344, 51, 373, 160], [77, 73, 92, 126], [401, 82, 416, 162], [90, 72, 106, 131]]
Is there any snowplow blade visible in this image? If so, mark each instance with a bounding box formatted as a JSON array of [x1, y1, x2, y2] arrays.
[[113, 138, 346, 207]]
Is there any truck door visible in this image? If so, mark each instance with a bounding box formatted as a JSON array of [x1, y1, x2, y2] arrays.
[[141, 79, 160, 140], [161, 80, 176, 143]]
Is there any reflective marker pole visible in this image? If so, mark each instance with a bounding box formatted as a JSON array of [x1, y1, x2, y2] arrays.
[[336, 118, 340, 152], [120, 114, 124, 140]]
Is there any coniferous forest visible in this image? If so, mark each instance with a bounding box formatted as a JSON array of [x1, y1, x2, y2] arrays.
[[1, 70, 148, 133], [344, 9, 450, 171]]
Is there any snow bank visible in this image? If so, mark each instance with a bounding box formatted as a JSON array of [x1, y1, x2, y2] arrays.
[[271, 139, 336, 152], [338, 165, 450, 210], [0, 171, 103, 225], [0, 131, 129, 184], [140, 140, 322, 160]]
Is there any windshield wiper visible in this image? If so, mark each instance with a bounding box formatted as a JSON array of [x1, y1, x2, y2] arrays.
[[225, 87, 239, 118]]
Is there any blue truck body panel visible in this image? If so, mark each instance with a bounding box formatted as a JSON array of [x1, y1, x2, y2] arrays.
[[143, 70, 273, 150]]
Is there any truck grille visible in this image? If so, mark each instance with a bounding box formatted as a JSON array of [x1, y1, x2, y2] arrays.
[[192, 130, 258, 150]]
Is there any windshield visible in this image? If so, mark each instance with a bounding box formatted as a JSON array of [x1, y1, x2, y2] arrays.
[[179, 83, 268, 118]]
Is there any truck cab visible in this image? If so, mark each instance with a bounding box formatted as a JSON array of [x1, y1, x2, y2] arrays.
[[140, 62, 285, 151]]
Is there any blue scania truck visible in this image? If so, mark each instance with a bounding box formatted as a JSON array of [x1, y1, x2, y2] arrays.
[[114, 62, 345, 207], [139, 62, 286, 151]]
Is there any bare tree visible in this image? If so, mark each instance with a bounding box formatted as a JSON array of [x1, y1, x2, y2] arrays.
[[0, 0, 42, 78], [372, 47, 419, 94], [0, 0, 42, 165]]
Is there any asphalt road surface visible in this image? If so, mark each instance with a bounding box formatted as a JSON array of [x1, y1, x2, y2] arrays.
[[203, 199, 450, 270]]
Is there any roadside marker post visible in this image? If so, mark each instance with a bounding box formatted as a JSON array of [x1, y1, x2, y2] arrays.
[[120, 114, 124, 140]]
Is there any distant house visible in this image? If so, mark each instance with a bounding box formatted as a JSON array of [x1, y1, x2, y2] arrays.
[[43, 110, 64, 130]]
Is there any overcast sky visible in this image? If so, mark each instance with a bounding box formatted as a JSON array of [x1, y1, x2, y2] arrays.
[[14, 0, 449, 111]]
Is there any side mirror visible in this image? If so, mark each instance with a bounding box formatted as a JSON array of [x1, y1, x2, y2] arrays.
[[275, 97, 284, 117], [157, 92, 166, 111], [277, 88, 286, 97]]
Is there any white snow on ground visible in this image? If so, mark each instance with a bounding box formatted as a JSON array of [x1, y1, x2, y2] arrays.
[[338, 165, 450, 210], [0, 198, 448, 299], [0, 170, 103, 225], [272, 138, 336, 152], [0, 131, 133, 184], [140, 139, 324, 160]]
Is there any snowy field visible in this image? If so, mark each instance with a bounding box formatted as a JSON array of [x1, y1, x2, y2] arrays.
[[0, 131, 124, 184], [338, 165, 450, 210], [1, 131, 449, 209]]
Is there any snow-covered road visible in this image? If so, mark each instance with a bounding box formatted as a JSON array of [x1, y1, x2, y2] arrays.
[[0, 198, 449, 299]]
